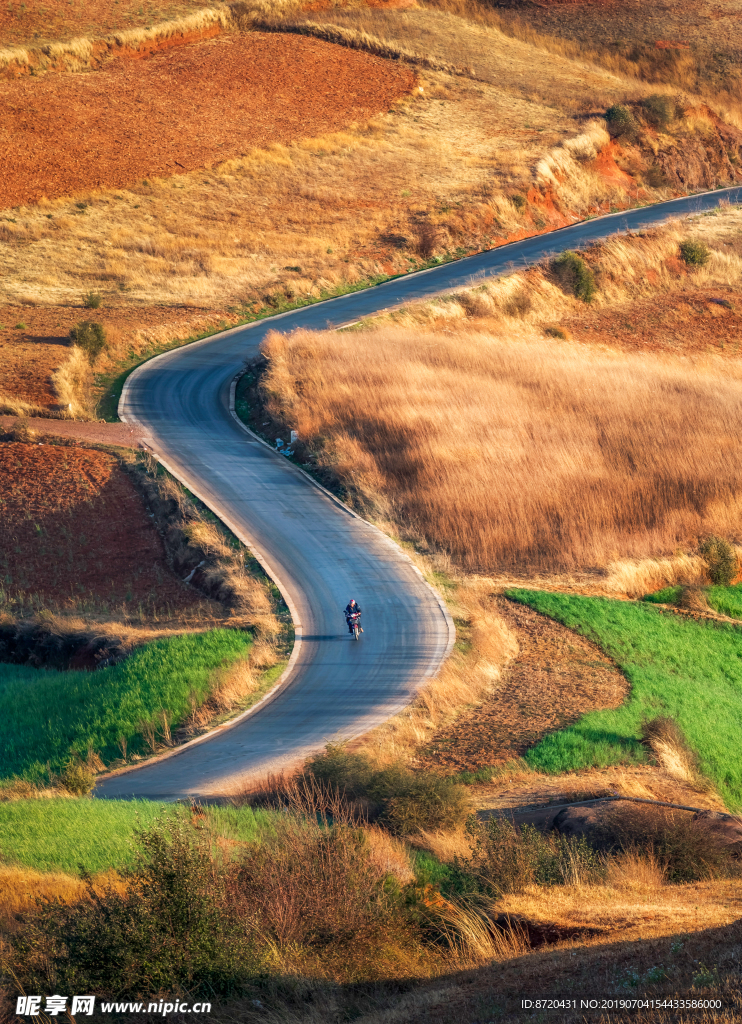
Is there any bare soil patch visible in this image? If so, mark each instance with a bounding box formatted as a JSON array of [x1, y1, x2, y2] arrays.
[[417, 598, 628, 773], [0, 304, 238, 412], [563, 289, 742, 357], [0, 441, 207, 613], [0, 32, 415, 208], [0, 417, 145, 447], [0, 0, 217, 48]]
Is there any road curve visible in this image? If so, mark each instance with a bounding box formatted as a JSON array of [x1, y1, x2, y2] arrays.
[[96, 185, 741, 801]]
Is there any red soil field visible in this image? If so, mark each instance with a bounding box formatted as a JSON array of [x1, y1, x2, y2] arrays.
[[0, 442, 204, 612], [419, 598, 627, 773], [0, 0, 210, 47], [0, 33, 415, 209], [0, 304, 237, 410]]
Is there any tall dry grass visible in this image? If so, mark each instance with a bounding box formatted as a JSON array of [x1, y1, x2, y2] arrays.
[[50, 346, 96, 420], [259, 322, 742, 572]]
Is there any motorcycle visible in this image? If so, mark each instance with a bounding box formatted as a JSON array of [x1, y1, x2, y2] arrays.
[[347, 611, 362, 640]]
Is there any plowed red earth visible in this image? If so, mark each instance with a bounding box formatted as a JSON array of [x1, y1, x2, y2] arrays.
[[0, 33, 415, 209], [563, 289, 742, 357], [0, 0, 208, 47], [0, 442, 203, 612]]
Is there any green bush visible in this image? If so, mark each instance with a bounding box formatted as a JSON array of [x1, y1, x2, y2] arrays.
[[12, 813, 261, 997], [69, 320, 107, 364], [605, 104, 638, 140], [640, 93, 674, 130], [699, 535, 737, 585], [303, 744, 469, 835], [82, 290, 102, 309], [58, 757, 96, 796], [679, 240, 711, 268], [552, 250, 596, 303], [511, 193, 527, 211]]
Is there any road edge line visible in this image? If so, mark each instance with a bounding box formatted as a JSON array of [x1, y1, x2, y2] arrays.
[[228, 374, 456, 679]]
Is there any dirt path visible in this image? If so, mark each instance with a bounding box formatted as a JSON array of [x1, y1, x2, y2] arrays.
[[1, 415, 145, 447], [0, 33, 414, 208], [418, 597, 629, 773]]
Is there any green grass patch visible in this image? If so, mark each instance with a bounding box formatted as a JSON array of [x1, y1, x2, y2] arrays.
[[506, 590, 742, 809], [0, 629, 250, 781], [706, 583, 742, 619], [0, 799, 274, 874], [641, 585, 682, 605]]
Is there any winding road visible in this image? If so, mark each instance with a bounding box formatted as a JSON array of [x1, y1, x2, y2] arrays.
[[96, 186, 742, 801]]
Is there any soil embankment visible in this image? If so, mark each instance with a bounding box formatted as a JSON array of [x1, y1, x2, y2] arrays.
[[0, 32, 415, 208], [0, 305, 240, 414]]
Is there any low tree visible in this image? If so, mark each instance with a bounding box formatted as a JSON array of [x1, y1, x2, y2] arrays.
[[69, 321, 107, 364]]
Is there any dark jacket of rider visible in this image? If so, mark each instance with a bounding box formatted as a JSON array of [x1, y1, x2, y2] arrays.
[[344, 601, 361, 618]]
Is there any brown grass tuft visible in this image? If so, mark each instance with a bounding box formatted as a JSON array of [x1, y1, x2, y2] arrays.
[[606, 849, 667, 890]]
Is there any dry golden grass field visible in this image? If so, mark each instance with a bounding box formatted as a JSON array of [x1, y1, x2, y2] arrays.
[[490, 0, 742, 108], [257, 209, 742, 572], [1, 0, 740, 326]]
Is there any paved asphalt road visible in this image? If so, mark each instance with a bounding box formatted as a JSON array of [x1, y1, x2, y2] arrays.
[[96, 185, 741, 801]]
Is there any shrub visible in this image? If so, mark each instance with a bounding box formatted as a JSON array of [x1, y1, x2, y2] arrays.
[[82, 291, 102, 309], [640, 715, 700, 782], [303, 744, 470, 835], [640, 94, 674, 130], [504, 289, 532, 318], [595, 803, 735, 883], [58, 757, 96, 797], [511, 193, 526, 211], [233, 816, 396, 947], [463, 816, 603, 895], [679, 240, 711, 268], [11, 813, 261, 996], [552, 250, 596, 303], [69, 320, 107, 365], [699, 535, 736, 585], [605, 104, 638, 140], [645, 164, 669, 188], [544, 325, 568, 340], [415, 221, 441, 259]]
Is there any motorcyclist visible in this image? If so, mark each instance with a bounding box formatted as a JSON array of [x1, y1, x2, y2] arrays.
[[344, 598, 363, 634]]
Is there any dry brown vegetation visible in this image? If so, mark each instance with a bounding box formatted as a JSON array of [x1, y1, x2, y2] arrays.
[[257, 210, 742, 573], [3, 0, 740, 320], [480, 0, 742, 118]]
